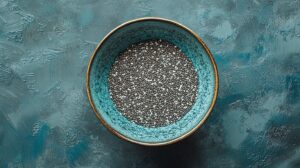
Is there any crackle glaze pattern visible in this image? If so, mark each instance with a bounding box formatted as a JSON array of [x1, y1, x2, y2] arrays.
[[1, 0, 300, 167], [88, 20, 216, 143]]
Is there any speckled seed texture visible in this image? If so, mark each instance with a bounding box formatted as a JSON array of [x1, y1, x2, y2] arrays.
[[109, 40, 198, 127]]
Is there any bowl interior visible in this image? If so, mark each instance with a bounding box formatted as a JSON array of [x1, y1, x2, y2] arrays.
[[88, 19, 216, 144]]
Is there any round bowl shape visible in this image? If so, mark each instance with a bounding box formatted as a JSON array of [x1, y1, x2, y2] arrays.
[[86, 17, 218, 146]]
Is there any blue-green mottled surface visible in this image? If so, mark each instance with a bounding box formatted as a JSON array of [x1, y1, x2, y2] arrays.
[[0, 0, 300, 167], [88, 19, 215, 143]]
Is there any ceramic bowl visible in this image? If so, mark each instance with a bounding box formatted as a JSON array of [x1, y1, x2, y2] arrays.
[[86, 17, 218, 146]]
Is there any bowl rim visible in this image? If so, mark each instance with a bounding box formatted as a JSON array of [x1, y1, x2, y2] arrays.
[[86, 17, 219, 146]]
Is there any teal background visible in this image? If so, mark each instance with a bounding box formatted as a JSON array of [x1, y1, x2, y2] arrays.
[[0, 0, 300, 167]]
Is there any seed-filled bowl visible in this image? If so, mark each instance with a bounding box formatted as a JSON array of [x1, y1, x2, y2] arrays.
[[86, 17, 218, 146]]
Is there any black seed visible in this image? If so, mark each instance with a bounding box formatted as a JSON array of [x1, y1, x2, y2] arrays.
[[109, 40, 198, 128]]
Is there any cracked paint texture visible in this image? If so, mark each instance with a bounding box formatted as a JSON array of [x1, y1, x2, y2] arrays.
[[0, 0, 300, 167]]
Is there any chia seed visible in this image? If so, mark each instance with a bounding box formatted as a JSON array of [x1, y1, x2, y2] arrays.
[[108, 40, 198, 127]]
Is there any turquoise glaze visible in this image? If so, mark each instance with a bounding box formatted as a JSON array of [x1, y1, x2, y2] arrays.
[[88, 18, 217, 144]]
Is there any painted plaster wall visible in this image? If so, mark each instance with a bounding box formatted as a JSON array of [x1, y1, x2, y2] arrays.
[[0, 0, 300, 167]]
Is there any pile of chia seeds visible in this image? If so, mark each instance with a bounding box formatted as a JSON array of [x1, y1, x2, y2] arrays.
[[108, 40, 198, 127]]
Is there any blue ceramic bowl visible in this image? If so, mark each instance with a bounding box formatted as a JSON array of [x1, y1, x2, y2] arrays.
[[86, 17, 218, 146]]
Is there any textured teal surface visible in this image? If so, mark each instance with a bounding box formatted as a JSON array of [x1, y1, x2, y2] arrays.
[[1, 0, 300, 167], [88, 19, 216, 143]]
